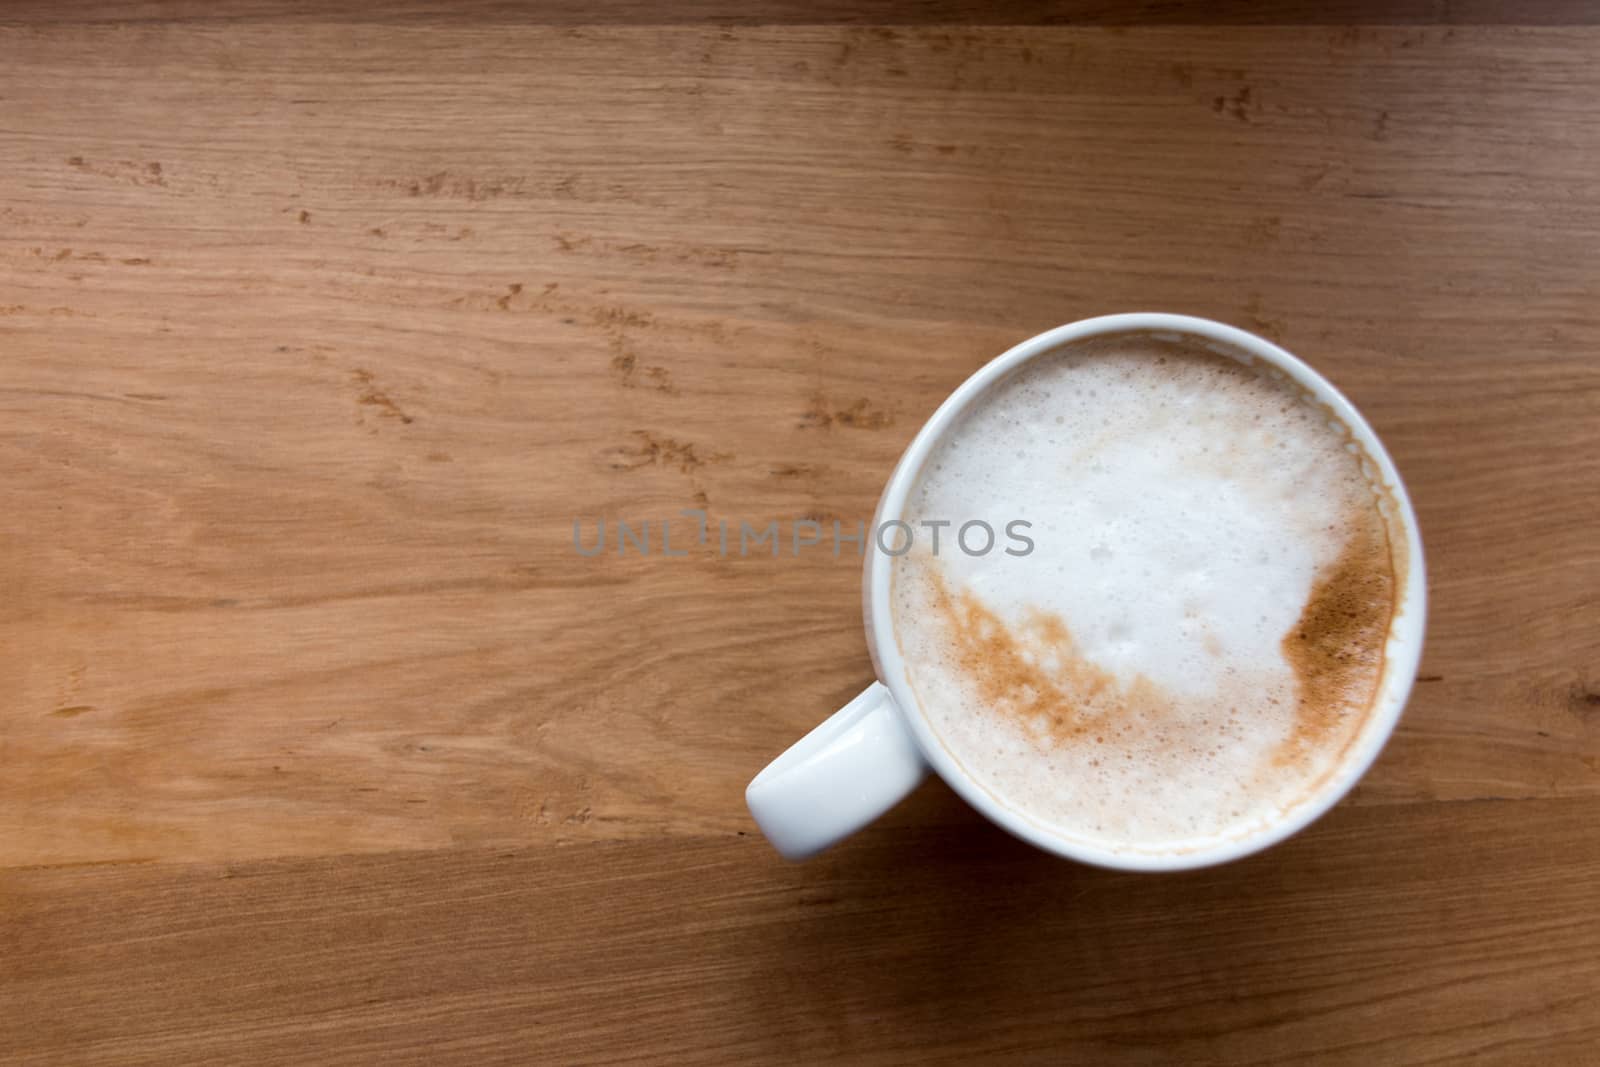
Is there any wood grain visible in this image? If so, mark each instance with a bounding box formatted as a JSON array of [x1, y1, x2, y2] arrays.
[[7, 1, 1600, 27], [5, 800, 1598, 1065], [1, 5, 1597, 1063]]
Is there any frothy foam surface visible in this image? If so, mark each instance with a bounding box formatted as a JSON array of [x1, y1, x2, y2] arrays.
[[892, 332, 1399, 854]]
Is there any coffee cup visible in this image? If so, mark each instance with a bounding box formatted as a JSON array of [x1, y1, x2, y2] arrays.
[[746, 313, 1426, 869]]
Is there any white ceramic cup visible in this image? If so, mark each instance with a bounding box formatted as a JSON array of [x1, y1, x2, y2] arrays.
[[746, 313, 1427, 869]]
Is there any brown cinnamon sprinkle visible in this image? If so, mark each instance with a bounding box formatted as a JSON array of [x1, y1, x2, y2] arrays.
[[1276, 519, 1397, 766], [923, 566, 1167, 746]]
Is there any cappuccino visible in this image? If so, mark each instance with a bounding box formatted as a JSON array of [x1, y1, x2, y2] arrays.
[[891, 332, 1402, 854]]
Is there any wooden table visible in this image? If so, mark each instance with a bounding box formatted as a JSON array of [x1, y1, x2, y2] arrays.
[[3, 3, 1597, 1063]]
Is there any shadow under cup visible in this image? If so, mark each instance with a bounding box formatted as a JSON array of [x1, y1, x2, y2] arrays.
[[863, 315, 1428, 870]]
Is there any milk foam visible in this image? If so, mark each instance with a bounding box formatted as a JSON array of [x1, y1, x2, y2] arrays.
[[891, 333, 1396, 854]]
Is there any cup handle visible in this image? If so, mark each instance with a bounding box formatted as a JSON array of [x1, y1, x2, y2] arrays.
[[746, 682, 930, 860]]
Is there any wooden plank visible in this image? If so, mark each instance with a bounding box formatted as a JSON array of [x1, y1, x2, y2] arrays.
[[4, 1, 1600, 28], [3, 798, 1597, 1065], [1, 14, 1597, 1064]]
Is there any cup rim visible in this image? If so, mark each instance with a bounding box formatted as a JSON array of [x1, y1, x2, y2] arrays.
[[865, 313, 1428, 871]]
